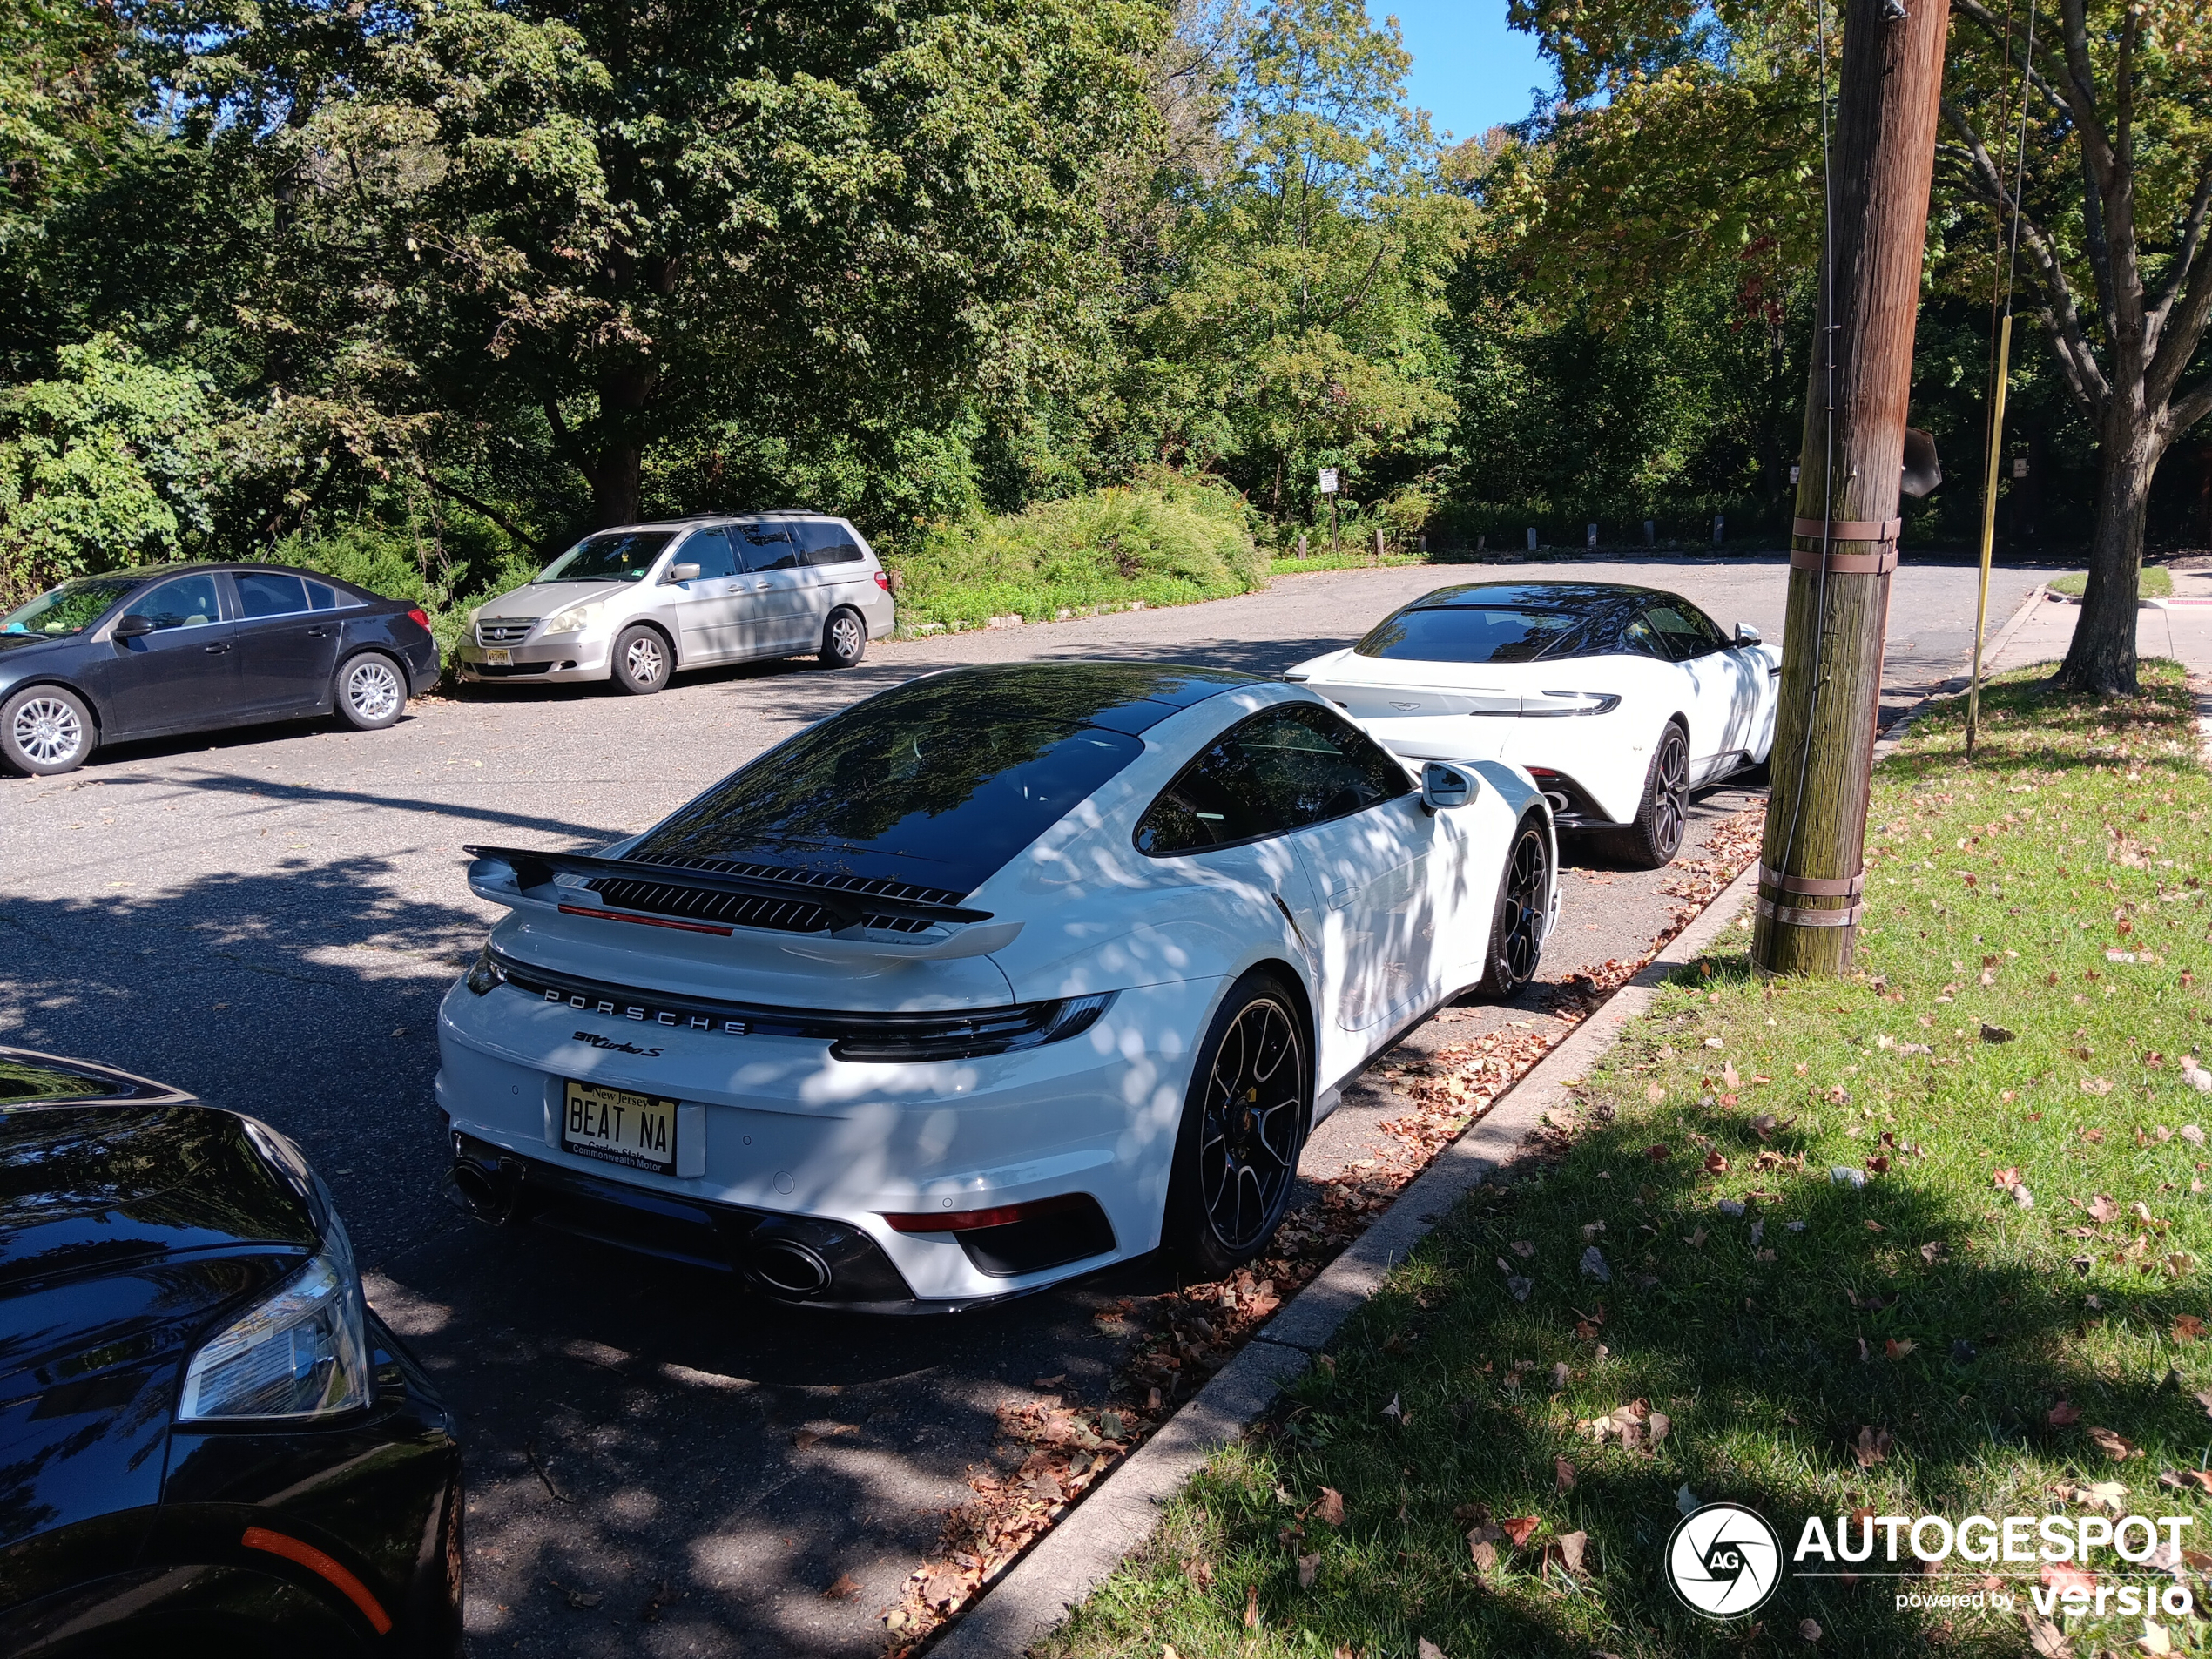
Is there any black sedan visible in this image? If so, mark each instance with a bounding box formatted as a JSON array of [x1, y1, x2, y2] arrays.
[[0, 563, 442, 777], [0, 1049, 462, 1657]]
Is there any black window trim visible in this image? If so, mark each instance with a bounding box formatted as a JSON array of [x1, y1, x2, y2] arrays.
[[224, 568, 318, 623], [1132, 703, 1417, 860]]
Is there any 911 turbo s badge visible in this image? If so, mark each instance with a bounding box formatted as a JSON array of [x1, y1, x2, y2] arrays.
[[572, 1029, 664, 1057]]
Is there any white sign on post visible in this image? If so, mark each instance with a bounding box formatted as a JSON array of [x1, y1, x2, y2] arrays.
[[1318, 468, 1339, 495], [2012, 457, 2028, 479]]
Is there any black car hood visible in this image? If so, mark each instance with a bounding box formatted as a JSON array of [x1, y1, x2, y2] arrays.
[[0, 632, 71, 658], [0, 1104, 321, 1386]]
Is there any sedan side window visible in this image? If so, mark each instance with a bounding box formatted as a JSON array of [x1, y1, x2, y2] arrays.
[[235, 572, 309, 618], [127, 575, 223, 631], [1136, 705, 1413, 856], [737, 525, 801, 572]]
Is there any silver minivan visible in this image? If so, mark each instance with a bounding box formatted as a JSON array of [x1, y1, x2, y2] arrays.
[[455, 512, 897, 693]]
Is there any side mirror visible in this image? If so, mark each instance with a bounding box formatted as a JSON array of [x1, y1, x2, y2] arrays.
[[1734, 622, 1762, 645], [1420, 761, 1478, 813], [113, 614, 155, 639], [666, 563, 701, 584]]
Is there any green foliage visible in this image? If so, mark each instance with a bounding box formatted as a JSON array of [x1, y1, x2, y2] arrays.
[[0, 334, 226, 597], [889, 474, 1265, 631], [266, 516, 538, 664]]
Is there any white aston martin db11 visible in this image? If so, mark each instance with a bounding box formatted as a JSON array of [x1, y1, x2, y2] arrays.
[[1286, 582, 1781, 867], [436, 663, 1557, 1312]]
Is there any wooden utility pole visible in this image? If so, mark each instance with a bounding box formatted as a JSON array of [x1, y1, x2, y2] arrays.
[[1752, 0, 1949, 977]]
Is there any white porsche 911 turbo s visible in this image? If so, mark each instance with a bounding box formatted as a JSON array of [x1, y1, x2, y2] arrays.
[[435, 663, 1557, 1312], [1285, 582, 1781, 867]]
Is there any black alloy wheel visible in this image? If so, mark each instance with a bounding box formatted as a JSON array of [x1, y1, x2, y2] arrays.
[[1478, 816, 1551, 997], [1165, 974, 1307, 1277], [1615, 721, 1689, 868]]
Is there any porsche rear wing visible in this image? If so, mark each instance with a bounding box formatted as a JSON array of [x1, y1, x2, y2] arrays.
[[462, 844, 995, 934]]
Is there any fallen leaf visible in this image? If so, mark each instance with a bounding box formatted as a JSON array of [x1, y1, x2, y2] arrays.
[[1499, 1514, 1541, 1548], [1467, 1523, 1502, 1571], [823, 1574, 860, 1602], [1298, 1552, 1321, 1589], [2175, 1315, 2204, 1343], [1244, 1582, 1260, 1629], [2022, 1613, 2073, 1657], [1885, 1339, 1917, 1360], [2089, 1194, 2120, 1223], [1993, 1167, 2023, 1191], [1581, 1246, 1612, 1283], [2138, 1618, 2175, 1655], [1418, 1642, 1446, 1659], [1315, 1487, 1345, 1527], [2041, 1560, 2094, 1598], [1723, 1061, 1741, 1088], [1555, 1529, 1589, 1575], [1704, 1150, 1730, 1173], [2160, 1469, 2212, 1493], [1853, 1426, 1893, 1468], [1646, 1143, 1670, 1160], [1799, 1618, 1823, 1642], [1509, 1239, 1534, 1258], [2087, 1426, 2141, 1460], [1555, 1457, 1577, 1493], [1646, 1083, 1665, 1103], [2049, 1400, 2082, 1426]]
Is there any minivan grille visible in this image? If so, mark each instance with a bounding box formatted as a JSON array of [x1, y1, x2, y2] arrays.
[[477, 618, 535, 645], [589, 857, 967, 937]]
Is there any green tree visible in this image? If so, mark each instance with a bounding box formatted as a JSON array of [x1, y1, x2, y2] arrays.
[[1122, 0, 1471, 517]]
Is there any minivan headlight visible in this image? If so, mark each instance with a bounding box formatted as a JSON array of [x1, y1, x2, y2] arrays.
[[543, 600, 608, 636], [178, 1219, 371, 1421]]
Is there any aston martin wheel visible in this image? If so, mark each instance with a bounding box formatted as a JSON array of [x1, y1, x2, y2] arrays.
[[2, 685, 94, 775], [1612, 720, 1689, 868], [819, 607, 867, 669], [1477, 815, 1551, 998], [611, 624, 669, 695], [334, 652, 407, 731], [1164, 972, 1308, 1278]]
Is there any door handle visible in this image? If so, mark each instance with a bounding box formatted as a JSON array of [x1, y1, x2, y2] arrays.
[[203, 642, 232, 654], [306, 626, 329, 638]]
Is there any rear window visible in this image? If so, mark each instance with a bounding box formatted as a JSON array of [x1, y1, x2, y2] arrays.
[[627, 676, 1147, 894], [1355, 605, 1595, 664], [536, 532, 675, 584]]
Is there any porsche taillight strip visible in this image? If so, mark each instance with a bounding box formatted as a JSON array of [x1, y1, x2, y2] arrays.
[[557, 902, 734, 935], [241, 1526, 393, 1634]]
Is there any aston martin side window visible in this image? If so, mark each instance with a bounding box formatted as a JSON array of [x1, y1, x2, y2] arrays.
[[1621, 615, 1667, 659], [1644, 603, 1729, 661], [1136, 705, 1413, 856]]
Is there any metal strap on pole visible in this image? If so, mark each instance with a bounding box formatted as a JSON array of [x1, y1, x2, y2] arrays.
[[1756, 897, 1864, 927], [1790, 544, 1898, 575], [1757, 862, 1865, 897], [1791, 516, 1902, 543]]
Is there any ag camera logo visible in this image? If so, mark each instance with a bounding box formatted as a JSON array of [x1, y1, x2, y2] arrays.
[[1666, 1503, 1783, 1617]]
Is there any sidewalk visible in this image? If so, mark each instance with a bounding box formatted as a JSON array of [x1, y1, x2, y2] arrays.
[[1985, 570, 2212, 676]]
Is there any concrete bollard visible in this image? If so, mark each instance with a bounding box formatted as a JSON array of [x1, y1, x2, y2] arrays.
[[1298, 533, 1308, 559], [1527, 526, 1538, 551], [1372, 528, 1385, 566], [1712, 513, 1725, 546], [1644, 519, 1656, 546], [1586, 523, 1597, 550]]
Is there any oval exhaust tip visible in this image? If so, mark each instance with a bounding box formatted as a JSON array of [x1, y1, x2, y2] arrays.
[[751, 1238, 833, 1298], [450, 1163, 511, 1223]]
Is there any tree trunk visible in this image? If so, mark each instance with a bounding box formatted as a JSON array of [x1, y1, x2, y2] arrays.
[[585, 363, 658, 528], [2056, 425, 2162, 696]]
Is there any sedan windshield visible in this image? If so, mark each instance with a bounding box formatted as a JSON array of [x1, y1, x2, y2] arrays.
[[534, 532, 675, 584], [629, 674, 1149, 894], [1355, 605, 1594, 664], [2, 576, 145, 638]]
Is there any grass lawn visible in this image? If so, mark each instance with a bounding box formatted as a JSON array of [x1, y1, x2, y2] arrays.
[[1040, 662, 2212, 1659], [2047, 568, 2175, 599], [1268, 550, 1434, 577]]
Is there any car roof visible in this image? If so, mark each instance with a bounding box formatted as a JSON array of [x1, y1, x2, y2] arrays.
[[900, 662, 1266, 736], [1406, 580, 1694, 613], [52, 562, 377, 594]]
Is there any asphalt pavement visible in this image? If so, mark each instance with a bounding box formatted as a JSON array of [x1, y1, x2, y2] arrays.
[[0, 553, 2046, 1656]]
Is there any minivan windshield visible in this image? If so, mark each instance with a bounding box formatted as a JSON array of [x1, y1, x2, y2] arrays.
[[1355, 605, 1594, 664], [2, 576, 145, 638], [534, 531, 676, 584]]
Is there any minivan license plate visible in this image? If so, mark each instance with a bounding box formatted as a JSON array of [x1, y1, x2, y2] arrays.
[[486, 648, 512, 666], [561, 1080, 678, 1174]]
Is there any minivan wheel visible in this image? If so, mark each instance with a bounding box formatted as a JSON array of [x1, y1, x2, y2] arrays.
[[2, 685, 94, 775], [611, 624, 669, 695], [819, 607, 867, 669], [334, 652, 407, 731]]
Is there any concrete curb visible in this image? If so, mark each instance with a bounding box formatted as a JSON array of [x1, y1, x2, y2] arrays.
[[932, 860, 1768, 1657]]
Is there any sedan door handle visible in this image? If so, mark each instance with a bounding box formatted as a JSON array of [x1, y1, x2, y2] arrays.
[[203, 642, 232, 654], [306, 626, 329, 638]]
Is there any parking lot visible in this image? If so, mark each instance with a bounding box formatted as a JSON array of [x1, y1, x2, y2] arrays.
[[0, 555, 2043, 1655]]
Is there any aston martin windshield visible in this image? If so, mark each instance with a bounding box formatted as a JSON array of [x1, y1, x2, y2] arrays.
[[1355, 604, 1595, 664], [624, 666, 1245, 893], [535, 532, 676, 583]]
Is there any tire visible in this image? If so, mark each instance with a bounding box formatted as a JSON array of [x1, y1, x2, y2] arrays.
[[1608, 720, 1689, 868], [334, 652, 407, 731], [1476, 814, 1552, 998], [2, 685, 95, 775], [610, 624, 670, 695], [1163, 971, 1309, 1278], [819, 607, 867, 669]]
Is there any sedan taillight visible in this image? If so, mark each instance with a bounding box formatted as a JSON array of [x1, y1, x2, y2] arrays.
[[406, 607, 431, 630]]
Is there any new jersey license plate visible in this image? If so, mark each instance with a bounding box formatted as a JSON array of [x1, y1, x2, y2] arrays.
[[485, 648, 512, 666], [560, 1079, 678, 1174]]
